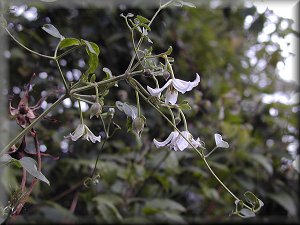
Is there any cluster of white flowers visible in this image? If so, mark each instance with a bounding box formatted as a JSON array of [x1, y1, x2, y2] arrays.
[[64, 71, 230, 154], [147, 73, 200, 105]]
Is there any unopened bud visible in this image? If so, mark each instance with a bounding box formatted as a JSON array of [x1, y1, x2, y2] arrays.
[[132, 117, 145, 137], [107, 108, 115, 118], [90, 102, 102, 119], [175, 116, 181, 125], [144, 69, 152, 77], [163, 71, 170, 80]]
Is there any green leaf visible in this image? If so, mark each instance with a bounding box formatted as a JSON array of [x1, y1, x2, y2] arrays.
[[19, 157, 50, 185], [140, 23, 151, 31], [166, 46, 173, 55], [81, 40, 100, 74], [179, 100, 191, 111], [82, 39, 100, 55], [268, 192, 297, 216], [58, 38, 80, 50], [143, 198, 186, 214], [93, 194, 123, 222], [0, 15, 7, 27], [249, 154, 273, 175], [42, 24, 64, 39], [179, 1, 196, 8], [136, 15, 150, 24], [90, 74, 96, 83], [173, 0, 196, 8]]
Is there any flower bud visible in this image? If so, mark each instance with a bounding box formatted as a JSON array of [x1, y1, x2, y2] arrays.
[[163, 71, 170, 80], [132, 116, 145, 137], [144, 69, 152, 77], [107, 108, 115, 118], [90, 102, 102, 119]]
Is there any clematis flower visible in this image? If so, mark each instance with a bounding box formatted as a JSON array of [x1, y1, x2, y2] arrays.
[[147, 73, 200, 105], [214, 134, 229, 148], [64, 123, 101, 143], [293, 155, 299, 173], [153, 130, 202, 151], [116, 101, 138, 120]]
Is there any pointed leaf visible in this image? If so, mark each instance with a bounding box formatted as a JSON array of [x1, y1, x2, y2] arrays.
[[19, 157, 50, 185], [166, 46, 173, 55], [179, 1, 196, 8], [136, 15, 150, 24], [58, 38, 80, 50], [42, 24, 64, 39]]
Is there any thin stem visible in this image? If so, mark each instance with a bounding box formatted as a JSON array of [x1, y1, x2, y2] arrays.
[[4, 27, 54, 59], [56, 45, 83, 60], [128, 77, 150, 97], [202, 156, 239, 201], [166, 106, 176, 126], [70, 70, 143, 94], [205, 146, 218, 158], [135, 90, 141, 117], [164, 55, 175, 79], [78, 100, 84, 124], [129, 82, 249, 207], [90, 139, 107, 178], [129, 82, 204, 156], [20, 168, 27, 192], [179, 109, 188, 131], [55, 59, 69, 93], [0, 94, 67, 157]]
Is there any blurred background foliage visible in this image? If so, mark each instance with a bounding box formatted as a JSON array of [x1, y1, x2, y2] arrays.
[[0, 0, 299, 224]]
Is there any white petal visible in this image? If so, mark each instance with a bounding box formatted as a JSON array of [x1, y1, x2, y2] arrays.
[[214, 133, 229, 148], [165, 89, 178, 105], [292, 155, 299, 173], [153, 131, 177, 148], [173, 73, 200, 93], [191, 137, 202, 148], [172, 79, 191, 94], [175, 131, 190, 151], [83, 126, 101, 143], [186, 73, 200, 91], [65, 124, 85, 141], [123, 103, 138, 120], [147, 80, 173, 96]]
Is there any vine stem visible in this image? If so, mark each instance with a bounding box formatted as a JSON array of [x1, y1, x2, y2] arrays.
[[70, 70, 143, 94], [0, 94, 67, 157], [4, 27, 54, 59], [128, 80, 253, 209]]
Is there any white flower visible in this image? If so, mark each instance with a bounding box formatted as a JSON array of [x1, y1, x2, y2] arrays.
[[153, 130, 202, 151], [147, 73, 200, 105], [292, 155, 299, 173], [116, 101, 138, 120], [214, 134, 229, 148], [64, 123, 101, 143]]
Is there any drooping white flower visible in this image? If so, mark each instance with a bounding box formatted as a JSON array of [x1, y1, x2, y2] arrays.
[[292, 155, 299, 173], [153, 130, 202, 151], [64, 123, 101, 143], [147, 73, 200, 105], [116, 101, 138, 120], [214, 134, 229, 148]]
